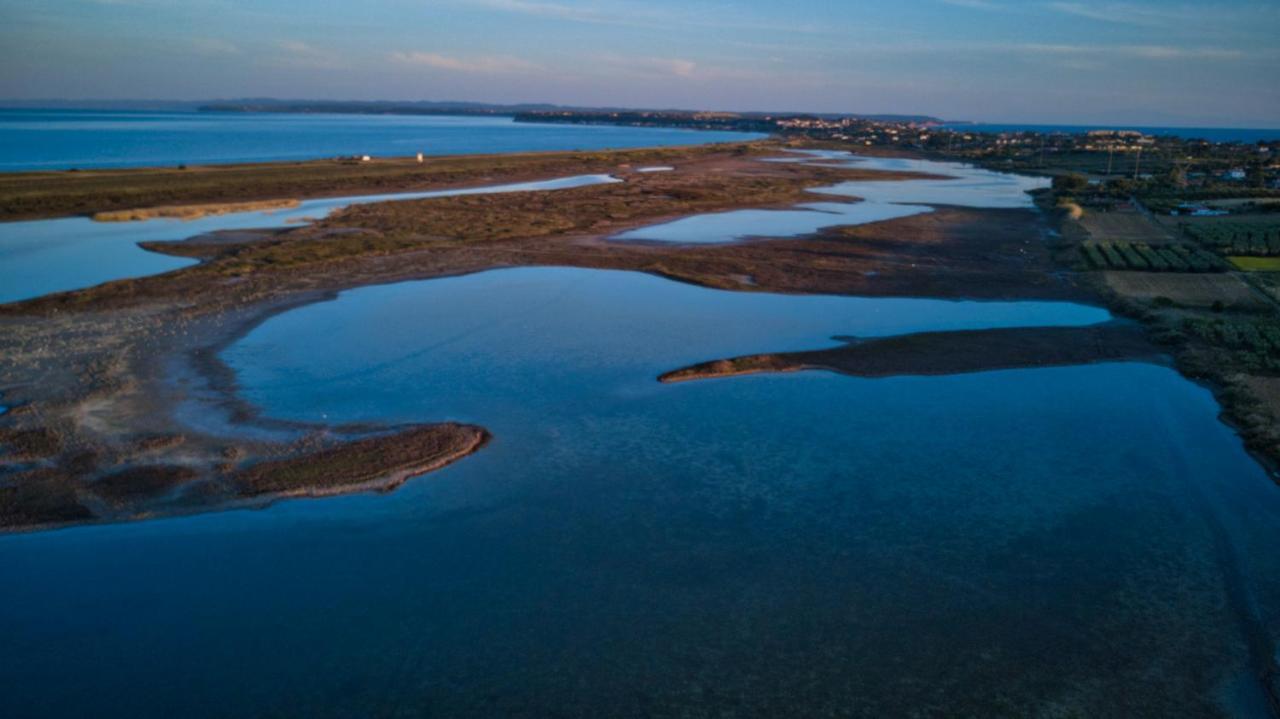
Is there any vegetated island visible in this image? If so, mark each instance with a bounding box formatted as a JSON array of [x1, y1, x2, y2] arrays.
[[1, 136, 1277, 535]]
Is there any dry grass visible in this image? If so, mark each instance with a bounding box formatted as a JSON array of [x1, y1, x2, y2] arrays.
[[1103, 271, 1266, 309], [232, 424, 486, 497], [92, 199, 300, 222], [1081, 208, 1173, 244], [0, 144, 768, 221]]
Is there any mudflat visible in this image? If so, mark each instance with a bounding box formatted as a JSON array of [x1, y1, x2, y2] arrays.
[[0, 143, 1140, 531]]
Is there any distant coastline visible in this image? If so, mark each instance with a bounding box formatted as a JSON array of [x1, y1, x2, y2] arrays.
[[943, 122, 1280, 144]]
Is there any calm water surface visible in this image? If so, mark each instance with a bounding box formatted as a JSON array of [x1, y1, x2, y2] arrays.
[[0, 110, 763, 171], [613, 151, 1047, 244], [2, 267, 1278, 718], [0, 174, 618, 304]]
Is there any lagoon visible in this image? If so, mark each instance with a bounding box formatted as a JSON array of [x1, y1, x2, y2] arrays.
[[3, 267, 1277, 717], [613, 151, 1048, 244], [0, 173, 619, 304]]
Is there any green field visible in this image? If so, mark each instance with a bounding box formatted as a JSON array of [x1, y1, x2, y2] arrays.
[[1228, 256, 1280, 271], [1183, 219, 1280, 256], [1079, 241, 1227, 272]]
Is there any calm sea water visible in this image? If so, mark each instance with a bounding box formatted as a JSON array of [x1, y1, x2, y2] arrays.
[[3, 268, 1276, 718], [0, 110, 764, 171], [944, 123, 1280, 143]]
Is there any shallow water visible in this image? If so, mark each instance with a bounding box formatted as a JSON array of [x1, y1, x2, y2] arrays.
[[3, 267, 1277, 717], [808, 151, 1050, 208], [0, 174, 618, 304], [614, 150, 1048, 244], [0, 110, 764, 171], [611, 201, 930, 244]]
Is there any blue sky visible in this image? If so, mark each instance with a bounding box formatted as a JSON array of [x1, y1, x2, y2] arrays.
[[1, 0, 1276, 126]]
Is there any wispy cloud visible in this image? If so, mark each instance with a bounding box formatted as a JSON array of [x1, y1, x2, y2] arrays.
[[1043, 1, 1280, 30], [629, 57, 697, 78], [188, 37, 240, 56], [1018, 42, 1243, 59], [389, 51, 539, 74], [467, 0, 623, 25], [586, 54, 803, 85], [938, 0, 1003, 10], [461, 0, 846, 36], [272, 40, 345, 69]]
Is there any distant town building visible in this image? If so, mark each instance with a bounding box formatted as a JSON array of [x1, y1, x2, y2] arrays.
[[1172, 202, 1228, 217]]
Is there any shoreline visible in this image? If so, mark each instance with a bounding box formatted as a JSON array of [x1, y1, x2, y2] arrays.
[[0, 142, 775, 223], [657, 323, 1167, 383], [2, 143, 1274, 533]]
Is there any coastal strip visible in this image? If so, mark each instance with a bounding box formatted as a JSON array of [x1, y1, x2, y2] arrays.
[[92, 199, 302, 222], [658, 324, 1164, 383]]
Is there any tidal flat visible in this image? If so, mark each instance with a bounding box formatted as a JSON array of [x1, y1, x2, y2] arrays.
[[1, 142, 1278, 717]]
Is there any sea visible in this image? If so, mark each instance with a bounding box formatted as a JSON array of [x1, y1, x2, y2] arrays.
[[0, 109, 764, 171]]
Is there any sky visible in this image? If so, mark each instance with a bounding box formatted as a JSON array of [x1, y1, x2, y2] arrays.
[[0, 0, 1277, 127]]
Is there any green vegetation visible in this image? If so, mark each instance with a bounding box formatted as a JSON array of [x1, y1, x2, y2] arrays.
[[1182, 318, 1280, 373], [1228, 256, 1280, 271], [1183, 220, 1280, 256], [1079, 241, 1227, 272], [1051, 173, 1089, 194]]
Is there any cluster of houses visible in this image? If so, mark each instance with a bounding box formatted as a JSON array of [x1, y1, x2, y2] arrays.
[[1169, 202, 1229, 217], [773, 116, 934, 146]]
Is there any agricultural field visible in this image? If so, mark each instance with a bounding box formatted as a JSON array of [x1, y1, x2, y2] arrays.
[[1079, 206, 1172, 243], [1079, 241, 1228, 272], [1248, 272, 1280, 304], [1102, 272, 1266, 310], [1228, 256, 1280, 272], [1178, 217, 1280, 256]]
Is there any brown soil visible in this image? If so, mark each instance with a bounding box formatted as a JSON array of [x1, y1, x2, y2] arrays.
[[93, 465, 199, 504], [1103, 272, 1267, 310], [659, 324, 1162, 383], [232, 423, 488, 497], [1079, 207, 1173, 244]]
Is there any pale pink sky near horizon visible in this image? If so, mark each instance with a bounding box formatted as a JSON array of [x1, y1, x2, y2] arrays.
[[1, 0, 1277, 126]]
